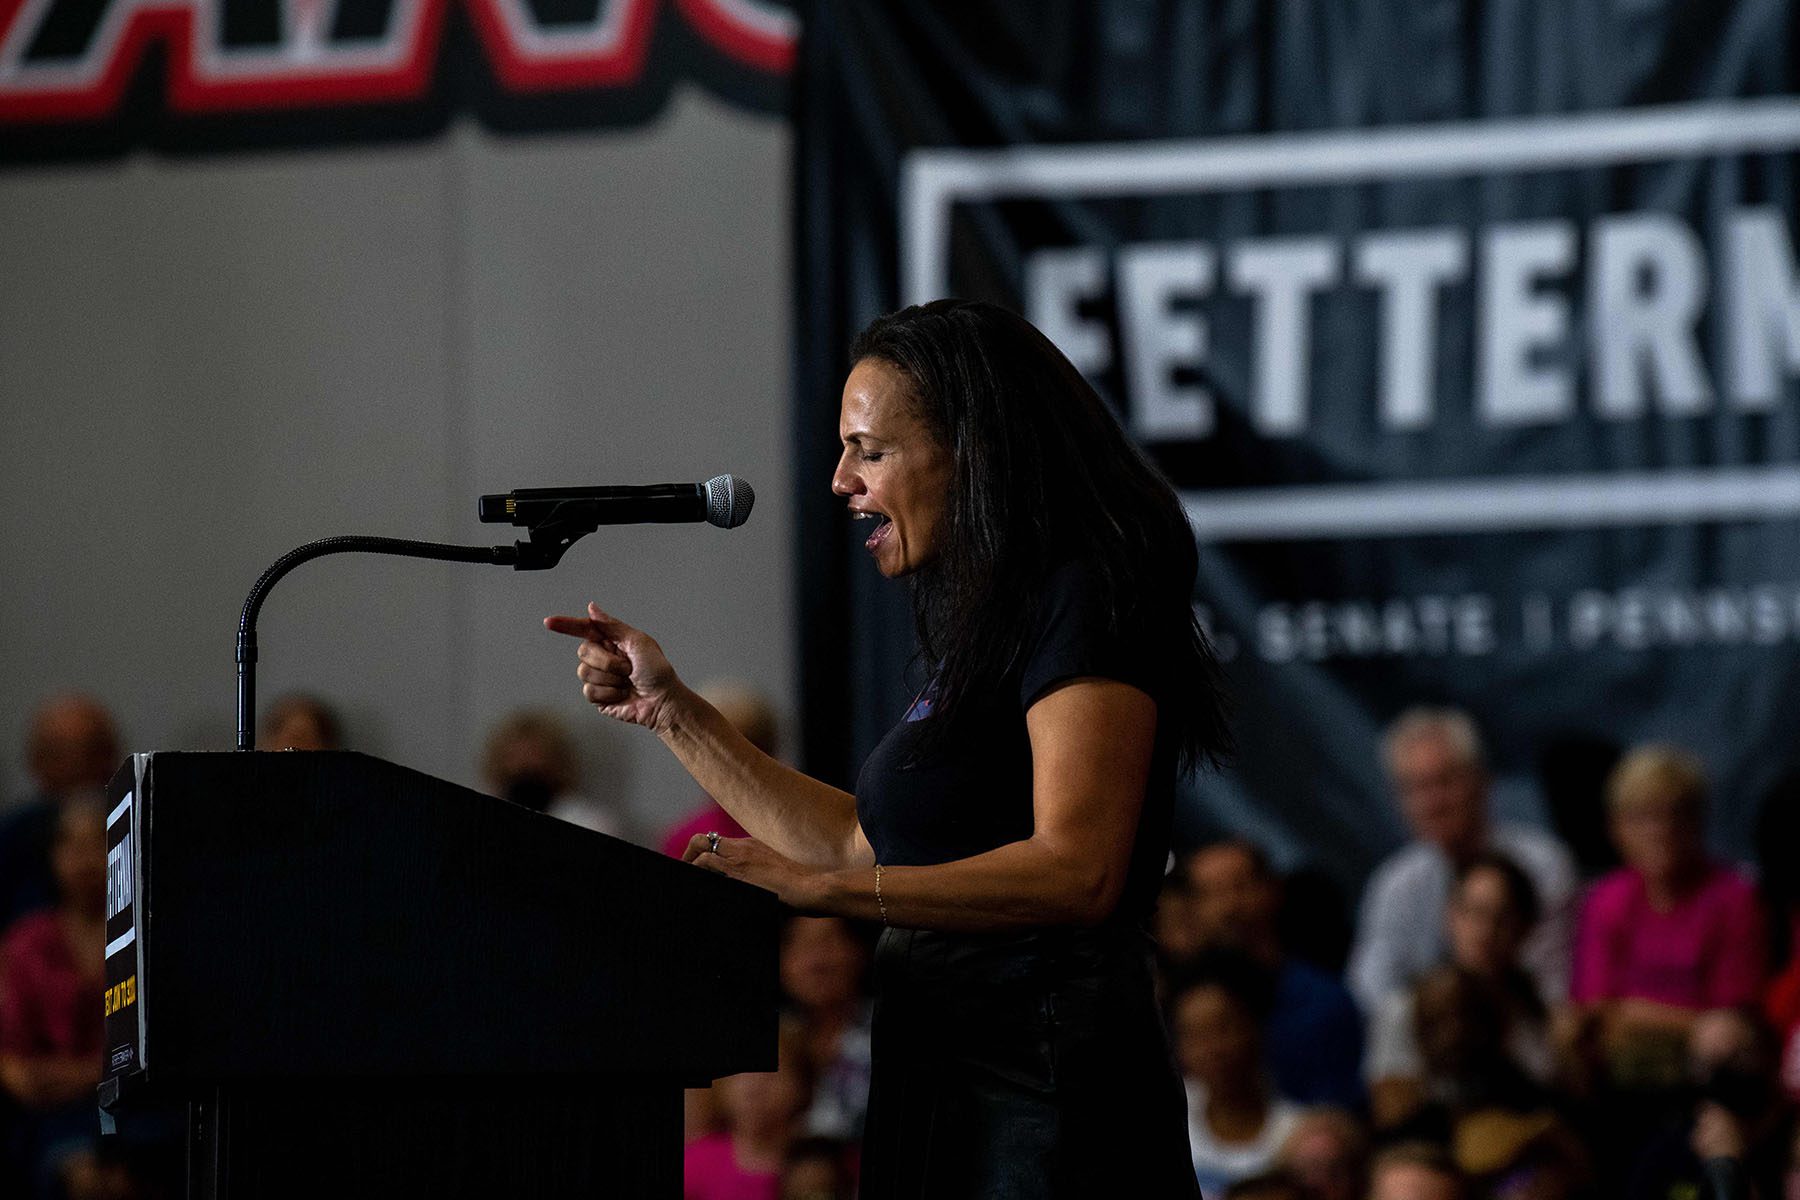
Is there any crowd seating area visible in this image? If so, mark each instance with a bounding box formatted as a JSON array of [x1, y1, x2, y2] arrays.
[[2, 695, 1795, 1200]]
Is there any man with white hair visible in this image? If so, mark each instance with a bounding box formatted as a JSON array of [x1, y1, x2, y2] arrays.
[[1347, 707, 1575, 1014]]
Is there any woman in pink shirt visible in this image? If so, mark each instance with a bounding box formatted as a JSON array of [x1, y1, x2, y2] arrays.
[[0, 795, 118, 1197], [1571, 745, 1766, 1081]]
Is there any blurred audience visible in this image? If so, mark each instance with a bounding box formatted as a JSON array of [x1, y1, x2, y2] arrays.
[[1278, 1107, 1367, 1200], [1170, 949, 1303, 1195], [481, 709, 627, 838], [778, 917, 873, 1142], [1157, 867, 1208, 971], [1185, 840, 1366, 1108], [255, 693, 343, 751], [1570, 746, 1765, 1089], [1625, 1007, 1793, 1200], [779, 1136, 854, 1200], [1226, 1168, 1310, 1200], [1756, 770, 1800, 1101], [1350, 708, 1576, 1015], [0, 793, 132, 1199], [1368, 1141, 1466, 1200], [1368, 855, 1554, 1127], [0, 695, 121, 933], [1452, 1108, 1589, 1200], [1380, 965, 1551, 1139], [684, 1028, 811, 1200], [7, 681, 1795, 1200], [660, 681, 775, 858]]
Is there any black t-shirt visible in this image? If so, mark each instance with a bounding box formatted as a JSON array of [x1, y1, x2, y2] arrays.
[[853, 558, 1178, 930]]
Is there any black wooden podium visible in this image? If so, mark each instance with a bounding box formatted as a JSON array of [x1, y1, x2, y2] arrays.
[[97, 751, 781, 1198]]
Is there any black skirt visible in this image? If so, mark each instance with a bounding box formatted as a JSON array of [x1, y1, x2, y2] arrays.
[[858, 923, 1201, 1200]]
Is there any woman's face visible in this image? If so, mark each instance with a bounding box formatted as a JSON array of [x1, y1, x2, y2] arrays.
[[1446, 865, 1527, 977], [832, 358, 953, 578], [1611, 790, 1702, 884]]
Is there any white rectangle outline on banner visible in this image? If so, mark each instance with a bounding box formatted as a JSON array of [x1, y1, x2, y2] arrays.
[[898, 97, 1800, 541]]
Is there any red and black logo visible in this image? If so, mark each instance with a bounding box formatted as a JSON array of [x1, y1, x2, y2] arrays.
[[0, 0, 794, 161]]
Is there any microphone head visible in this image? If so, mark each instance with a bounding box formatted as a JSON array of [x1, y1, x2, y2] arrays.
[[704, 475, 755, 529]]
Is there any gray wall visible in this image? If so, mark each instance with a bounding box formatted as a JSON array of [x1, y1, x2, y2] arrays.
[[0, 88, 793, 842]]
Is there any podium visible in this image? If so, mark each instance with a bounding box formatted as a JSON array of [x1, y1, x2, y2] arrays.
[[98, 751, 781, 1198]]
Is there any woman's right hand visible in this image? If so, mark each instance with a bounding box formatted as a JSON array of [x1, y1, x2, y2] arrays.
[[544, 602, 685, 733]]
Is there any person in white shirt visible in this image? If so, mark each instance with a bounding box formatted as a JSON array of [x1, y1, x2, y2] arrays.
[[1348, 708, 1575, 1016], [1170, 950, 1304, 1197]]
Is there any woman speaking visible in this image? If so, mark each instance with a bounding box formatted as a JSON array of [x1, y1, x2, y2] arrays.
[[546, 299, 1229, 1198]]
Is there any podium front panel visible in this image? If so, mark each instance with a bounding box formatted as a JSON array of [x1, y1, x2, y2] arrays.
[[108, 751, 779, 1087]]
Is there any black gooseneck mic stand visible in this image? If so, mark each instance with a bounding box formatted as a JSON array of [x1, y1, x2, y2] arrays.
[[235, 502, 618, 751]]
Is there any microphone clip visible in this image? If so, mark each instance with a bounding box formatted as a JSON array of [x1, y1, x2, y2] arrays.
[[509, 500, 609, 571]]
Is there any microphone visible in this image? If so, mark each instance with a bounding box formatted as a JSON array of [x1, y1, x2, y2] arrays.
[[478, 475, 755, 531]]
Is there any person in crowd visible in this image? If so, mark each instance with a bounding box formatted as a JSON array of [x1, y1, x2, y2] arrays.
[[480, 708, 627, 838], [0, 695, 121, 933], [1368, 854, 1555, 1126], [687, 877, 872, 1148], [1185, 839, 1365, 1108], [658, 680, 775, 858], [1277, 1107, 1367, 1200], [779, 1136, 854, 1200], [549, 299, 1231, 1197], [1367, 1142, 1466, 1200], [683, 1028, 812, 1200], [1169, 949, 1303, 1195], [1571, 746, 1765, 1086], [255, 692, 343, 751], [1626, 1007, 1793, 1200], [1377, 964, 1549, 1138], [1349, 708, 1576, 1016], [0, 794, 130, 1199], [778, 916, 873, 1142]]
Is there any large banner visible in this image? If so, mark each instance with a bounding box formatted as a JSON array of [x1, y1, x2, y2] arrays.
[[794, 2, 1800, 883]]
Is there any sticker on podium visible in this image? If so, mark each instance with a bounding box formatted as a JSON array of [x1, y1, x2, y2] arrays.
[[102, 755, 149, 1079]]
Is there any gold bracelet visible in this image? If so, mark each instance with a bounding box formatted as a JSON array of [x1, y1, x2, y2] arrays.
[[874, 862, 888, 925]]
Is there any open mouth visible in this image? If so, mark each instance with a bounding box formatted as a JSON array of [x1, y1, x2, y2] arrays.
[[853, 509, 893, 551]]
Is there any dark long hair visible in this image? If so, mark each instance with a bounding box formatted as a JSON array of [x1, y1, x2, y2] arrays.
[[848, 299, 1231, 773]]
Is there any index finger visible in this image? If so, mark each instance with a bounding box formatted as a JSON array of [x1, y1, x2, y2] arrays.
[[544, 615, 602, 639]]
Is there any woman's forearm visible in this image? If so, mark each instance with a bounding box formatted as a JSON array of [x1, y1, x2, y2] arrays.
[[657, 683, 865, 867], [809, 835, 1121, 932]]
